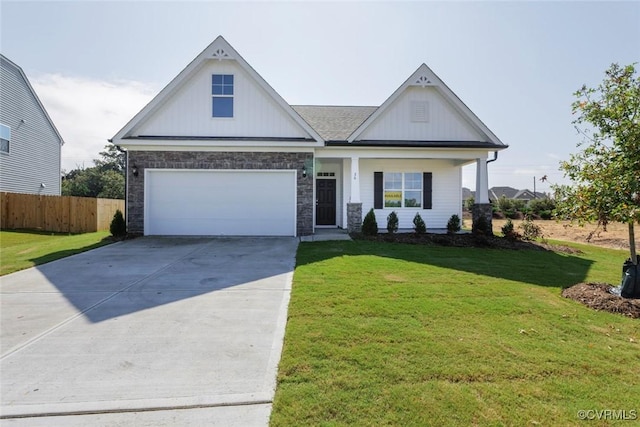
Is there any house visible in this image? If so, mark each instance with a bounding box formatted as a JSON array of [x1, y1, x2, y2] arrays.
[[0, 54, 64, 195], [111, 36, 507, 236], [489, 187, 545, 203]]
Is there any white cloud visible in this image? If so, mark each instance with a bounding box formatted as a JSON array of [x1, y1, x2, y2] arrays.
[[31, 74, 156, 172]]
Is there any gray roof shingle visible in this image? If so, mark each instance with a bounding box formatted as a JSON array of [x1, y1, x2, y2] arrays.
[[291, 105, 377, 141]]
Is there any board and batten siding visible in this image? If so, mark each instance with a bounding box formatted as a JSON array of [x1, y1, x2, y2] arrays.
[[134, 60, 308, 139], [359, 159, 462, 229], [0, 57, 62, 195], [358, 87, 485, 142]]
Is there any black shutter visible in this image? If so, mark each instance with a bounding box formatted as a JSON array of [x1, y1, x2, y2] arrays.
[[374, 172, 383, 209], [423, 172, 432, 209]]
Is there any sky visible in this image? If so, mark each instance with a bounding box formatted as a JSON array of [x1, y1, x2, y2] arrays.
[[1, 1, 638, 193]]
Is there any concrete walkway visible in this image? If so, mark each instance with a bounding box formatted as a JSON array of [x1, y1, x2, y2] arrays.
[[0, 237, 298, 426]]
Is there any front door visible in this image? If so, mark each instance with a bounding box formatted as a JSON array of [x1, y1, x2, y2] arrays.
[[316, 179, 336, 226]]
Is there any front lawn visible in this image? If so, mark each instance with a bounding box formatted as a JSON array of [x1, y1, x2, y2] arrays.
[[0, 230, 113, 276], [271, 241, 640, 426]]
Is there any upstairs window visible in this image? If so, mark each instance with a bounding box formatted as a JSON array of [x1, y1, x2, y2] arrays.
[[0, 124, 10, 153], [212, 74, 234, 118]]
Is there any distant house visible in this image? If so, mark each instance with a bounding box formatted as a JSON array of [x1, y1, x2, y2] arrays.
[[0, 54, 64, 195], [489, 186, 545, 203]]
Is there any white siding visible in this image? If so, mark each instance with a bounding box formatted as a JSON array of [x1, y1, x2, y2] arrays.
[[134, 60, 308, 139], [358, 87, 485, 142], [359, 158, 462, 229], [0, 58, 62, 195]]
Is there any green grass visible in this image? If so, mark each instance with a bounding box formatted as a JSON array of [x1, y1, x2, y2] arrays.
[[0, 229, 113, 275], [271, 240, 640, 426]]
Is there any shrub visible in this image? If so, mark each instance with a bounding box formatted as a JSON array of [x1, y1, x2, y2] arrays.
[[497, 196, 513, 214], [362, 208, 378, 236], [501, 218, 521, 240], [110, 209, 126, 238], [529, 198, 556, 218], [413, 212, 426, 234], [519, 217, 543, 241], [472, 214, 491, 236], [446, 214, 461, 234], [387, 211, 399, 234], [464, 196, 475, 211], [539, 210, 553, 220]]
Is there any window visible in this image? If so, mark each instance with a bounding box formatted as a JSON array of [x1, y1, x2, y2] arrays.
[[0, 124, 10, 153], [212, 74, 234, 118], [384, 172, 422, 208]]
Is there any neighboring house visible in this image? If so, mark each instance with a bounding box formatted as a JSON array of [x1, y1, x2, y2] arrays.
[[112, 36, 507, 236], [489, 187, 545, 203], [0, 54, 64, 195]]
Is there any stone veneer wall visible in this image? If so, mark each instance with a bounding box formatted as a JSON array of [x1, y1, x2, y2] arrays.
[[346, 203, 362, 233], [472, 203, 493, 234], [127, 151, 314, 236]]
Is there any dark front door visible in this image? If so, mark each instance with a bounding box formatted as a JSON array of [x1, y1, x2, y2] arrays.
[[316, 179, 336, 226]]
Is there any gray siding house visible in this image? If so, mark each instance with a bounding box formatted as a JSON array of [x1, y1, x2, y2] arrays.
[[1, 54, 64, 195]]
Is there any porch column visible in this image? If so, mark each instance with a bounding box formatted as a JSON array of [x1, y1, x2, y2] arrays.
[[473, 157, 493, 234], [347, 156, 362, 233], [475, 158, 489, 203], [350, 156, 361, 203]]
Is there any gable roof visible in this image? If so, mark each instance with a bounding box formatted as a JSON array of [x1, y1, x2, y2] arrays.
[[347, 63, 505, 148], [489, 186, 519, 200], [489, 187, 546, 201], [291, 105, 377, 141], [0, 54, 64, 146], [112, 36, 324, 143]]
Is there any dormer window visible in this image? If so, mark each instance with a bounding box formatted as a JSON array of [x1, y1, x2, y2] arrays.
[[212, 74, 234, 118]]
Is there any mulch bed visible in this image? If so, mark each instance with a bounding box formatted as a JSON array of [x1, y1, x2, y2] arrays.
[[562, 283, 640, 319], [352, 232, 582, 254]]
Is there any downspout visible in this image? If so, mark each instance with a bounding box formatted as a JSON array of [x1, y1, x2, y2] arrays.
[[486, 152, 498, 201], [486, 151, 498, 165]]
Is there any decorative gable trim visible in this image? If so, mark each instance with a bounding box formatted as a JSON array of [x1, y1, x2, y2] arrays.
[[347, 63, 505, 147], [414, 74, 433, 87], [112, 36, 324, 144], [211, 47, 231, 60]]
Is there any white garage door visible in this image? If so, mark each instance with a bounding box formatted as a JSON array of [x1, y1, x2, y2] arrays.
[[145, 169, 296, 236]]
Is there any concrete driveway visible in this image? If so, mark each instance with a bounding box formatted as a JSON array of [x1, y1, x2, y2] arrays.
[[0, 237, 298, 426]]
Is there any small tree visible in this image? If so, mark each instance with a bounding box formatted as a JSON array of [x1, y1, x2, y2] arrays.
[[501, 218, 520, 240], [386, 211, 399, 234], [519, 217, 543, 241], [110, 209, 126, 238], [413, 213, 426, 234], [554, 63, 640, 265], [446, 214, 461, 234], [362, 208, 378, 236]]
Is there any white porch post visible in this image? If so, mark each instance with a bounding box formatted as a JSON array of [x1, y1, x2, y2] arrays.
[[350, 156, 361, 202], [346, 156, 363, 233], [475, 158, 489, 203], [472, 156, 493, 234]]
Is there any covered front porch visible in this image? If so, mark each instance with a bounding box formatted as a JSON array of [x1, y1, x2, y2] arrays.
[[313, 149, 494, 234]]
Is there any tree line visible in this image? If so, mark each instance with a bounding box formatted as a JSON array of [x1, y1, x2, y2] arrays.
[[62, 144, 125, 199]]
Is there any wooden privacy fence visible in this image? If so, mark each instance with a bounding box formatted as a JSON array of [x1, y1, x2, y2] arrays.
[[1, 193, 125, 233]]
